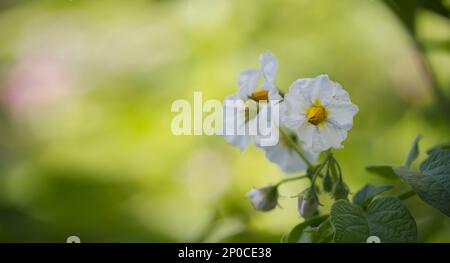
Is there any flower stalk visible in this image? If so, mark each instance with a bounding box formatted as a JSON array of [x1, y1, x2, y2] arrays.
[[397, 189, 416, 201], [275, 175, 309, 187]]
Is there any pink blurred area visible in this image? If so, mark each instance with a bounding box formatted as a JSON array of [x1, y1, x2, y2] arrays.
[[1, 56, 73, 119]]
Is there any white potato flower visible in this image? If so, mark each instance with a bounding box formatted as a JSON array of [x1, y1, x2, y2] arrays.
[[282, 75, 358, 154], [223, 51, 282, 151]]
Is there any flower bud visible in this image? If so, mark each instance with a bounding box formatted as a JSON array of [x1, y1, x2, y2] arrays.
[[297, 188, 319, 219], [322, 172, 333, 193], [246, 185, 278, 212], [332, 180, 349, 200]]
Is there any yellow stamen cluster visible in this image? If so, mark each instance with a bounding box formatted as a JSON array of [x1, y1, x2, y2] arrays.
[[307, 105, 327, 125], [250, 89, 269, 102]]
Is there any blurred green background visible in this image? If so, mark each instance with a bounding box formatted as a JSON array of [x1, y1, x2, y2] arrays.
[[0, 0, 449, 242]]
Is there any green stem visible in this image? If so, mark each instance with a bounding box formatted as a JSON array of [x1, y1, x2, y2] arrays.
[[280, 127, 314, 169], [397, 189, 416, 201], [276, 175, 308, 187], [334, 158, 343, 181], [311, 156, 329, 185]]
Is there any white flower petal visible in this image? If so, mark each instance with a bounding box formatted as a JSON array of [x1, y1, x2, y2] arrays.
[[224, 133, 252, 151], [290, 75, 334, 106], [262, 140, 317, 173], [286, 79, 314, 108], [264, 145, 290, 170], [296, 124, 316, 151], [282, 113, 307, 132], [327, 103, 358, 130], [223, 93, 253, 151], [260, 51, 278, 84], [282, 80, 313, 132], [329, 82, 352, 105], [254, 102, 281, 147], [238, 69, 260, 99], [261, 83, 282, 101], [321, 123, 347, 148], [309, 74, 335, 105], [259, 119, 318, 173]]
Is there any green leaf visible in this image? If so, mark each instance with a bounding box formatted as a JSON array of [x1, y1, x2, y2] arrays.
[[287, 214, 328, 243], [298, 218, 334, 243], [353, 184, 393, 207], [404, 135, 422, 168], [330, 197, 417, 243], [394, 149, 450, 216], [427, 142, 450, 155], [315, 218, 334, 243], [366, 165, 398, 179], [421, 148, 450, 172], [330, 200, 368, 242], [296, 227, 315, 243]]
